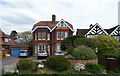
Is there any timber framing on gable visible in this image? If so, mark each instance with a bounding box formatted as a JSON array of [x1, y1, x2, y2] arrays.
[[85, 23, 108, 37]]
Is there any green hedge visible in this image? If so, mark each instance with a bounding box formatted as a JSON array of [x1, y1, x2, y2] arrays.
[[45, 55, 70, 71]]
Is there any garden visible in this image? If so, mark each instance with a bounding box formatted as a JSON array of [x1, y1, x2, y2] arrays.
[[2, 35, 120, 75]]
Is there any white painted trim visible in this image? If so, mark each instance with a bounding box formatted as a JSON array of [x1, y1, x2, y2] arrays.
[[50, 19, 74, 32], [110, 25, 120, 35], [85, 23, 108, 36], [31, 26, 51, 33]]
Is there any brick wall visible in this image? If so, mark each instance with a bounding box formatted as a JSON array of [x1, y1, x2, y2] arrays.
[[68, 59, 98, 66]]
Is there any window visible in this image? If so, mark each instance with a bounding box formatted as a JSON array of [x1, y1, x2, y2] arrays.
[[57, 32, 60, 40], [57, 31, 68, 40], [61, 32, 65, 40], [47, 45, 50, 55], [5, 38, 9, 42], [42, 32, 46, 40], [38, 32, 42, 40], [65, 32, 68, 38], [47, 33, 50, 40], [56, 43, 61, 52], [35, 45, 37, 53], [57, 21, 67, 27], [38, 32, 46, 40], [35, 33, 37, 40], [38, 44, 46, 52]]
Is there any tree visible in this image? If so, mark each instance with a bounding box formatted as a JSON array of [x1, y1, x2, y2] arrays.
[[10, 30, 18, 37], [94, 35, 120, 57], [74, 38, 97, 50], [61, 35, 85, 51], [71, 45, 97, 60], [17, 31, 33, 42]]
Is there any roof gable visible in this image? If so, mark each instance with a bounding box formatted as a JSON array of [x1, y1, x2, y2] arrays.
[[32, 19, 74, 32], [50, 19, 74, 32], [110, 25, 120, 36], [85, 23, 108, 36]]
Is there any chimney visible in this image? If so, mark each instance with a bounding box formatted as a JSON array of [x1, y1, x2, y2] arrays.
[[89, 24, 93, 28], [52, 14, 56, 21]]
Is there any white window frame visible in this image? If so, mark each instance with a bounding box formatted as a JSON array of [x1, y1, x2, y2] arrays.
[[56, 43, 61, 52], [5, 38, 9, 42]]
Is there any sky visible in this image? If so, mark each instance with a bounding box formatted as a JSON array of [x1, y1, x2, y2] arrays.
[[0, 0, 120, 35]]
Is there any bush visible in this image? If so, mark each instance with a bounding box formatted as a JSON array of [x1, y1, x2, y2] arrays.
[[116, 54, 120, 72], [71, 45, 97, 60], [17, 58, 33, 71], [86, 63, 104, 74], [45, 55, 70, 71]]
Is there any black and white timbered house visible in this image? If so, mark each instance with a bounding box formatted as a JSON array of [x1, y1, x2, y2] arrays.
[[76, 23, 120, 42]]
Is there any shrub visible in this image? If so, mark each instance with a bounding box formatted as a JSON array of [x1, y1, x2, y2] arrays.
[[85, 63, 104, 74], [71, 45, 97, 60], [45, 55, 70, 71], [116, 54, 120, 72], [17, 58, 33, 71]]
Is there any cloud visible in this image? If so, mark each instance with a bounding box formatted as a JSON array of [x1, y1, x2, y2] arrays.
[[0, 0, 119, 34]]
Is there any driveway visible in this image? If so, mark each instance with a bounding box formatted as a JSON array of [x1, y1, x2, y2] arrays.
[[2, 56, 46, 73]]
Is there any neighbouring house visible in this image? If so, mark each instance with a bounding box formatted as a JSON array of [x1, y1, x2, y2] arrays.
[[76, 23, 120, 42], [32, 14, 74, 56], [0, 29, 17, 57], [11, 42, 30, 56]]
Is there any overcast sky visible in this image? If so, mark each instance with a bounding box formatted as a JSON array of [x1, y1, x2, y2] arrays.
[[0, 0, 120, 34]]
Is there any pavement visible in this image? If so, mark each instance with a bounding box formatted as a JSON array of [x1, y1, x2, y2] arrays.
[[1, 56, 46, 73]]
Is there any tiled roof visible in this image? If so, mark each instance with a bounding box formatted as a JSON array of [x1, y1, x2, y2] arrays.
[[32, 21, 73, 31], [11, 42, 29, 48], [76, 29, 89, 35]]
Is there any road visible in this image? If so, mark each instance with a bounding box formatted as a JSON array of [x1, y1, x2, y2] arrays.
[[2, 56, 45, 73]]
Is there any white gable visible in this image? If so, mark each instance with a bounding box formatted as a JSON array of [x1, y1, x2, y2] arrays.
[[110, 25, 120, 36], [50, 19, 74, 32], [85, 23, 108, 37]]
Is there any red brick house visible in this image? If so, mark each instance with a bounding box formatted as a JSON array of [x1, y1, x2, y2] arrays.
[[0, 29, 17, 56], [32, 15, 74, 56]]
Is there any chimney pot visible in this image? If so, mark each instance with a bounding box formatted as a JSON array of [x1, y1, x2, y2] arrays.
[[52, 14, 56, 21]]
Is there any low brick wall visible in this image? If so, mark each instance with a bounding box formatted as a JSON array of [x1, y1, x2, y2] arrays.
[[68, 59, 98, 66]]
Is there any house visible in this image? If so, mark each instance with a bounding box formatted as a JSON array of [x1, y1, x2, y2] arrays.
[[76, 23, 120, 41], [32, 14, 74, 56], [0, 29, 17, 57]]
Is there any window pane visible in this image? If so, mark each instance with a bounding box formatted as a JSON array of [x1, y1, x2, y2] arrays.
[[38, 32, 42, 40], [42, 32, 46, 40], [57, 32, 60, 40], [61, 32, 65, 40]]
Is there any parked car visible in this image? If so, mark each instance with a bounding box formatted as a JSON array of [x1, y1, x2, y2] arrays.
[[37, 51, 49, 59], [54, 51, 65, 55], [18, 50, 30, 58]]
